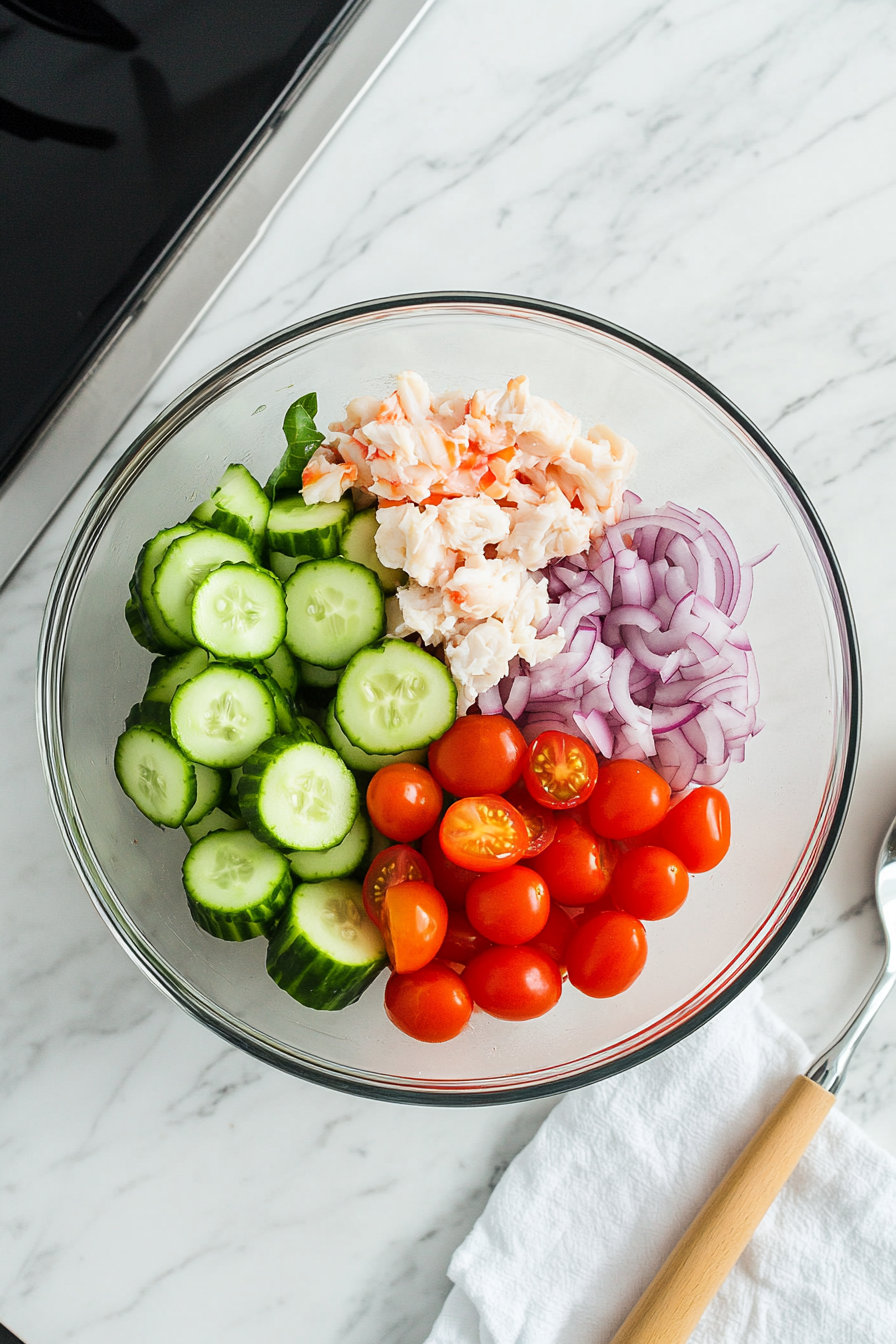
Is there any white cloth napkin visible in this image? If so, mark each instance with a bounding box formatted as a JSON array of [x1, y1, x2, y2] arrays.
[[425, 984, 896, 1344]]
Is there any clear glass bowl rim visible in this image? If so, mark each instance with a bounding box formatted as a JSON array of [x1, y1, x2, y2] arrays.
[[37, 291, 862, 1106]]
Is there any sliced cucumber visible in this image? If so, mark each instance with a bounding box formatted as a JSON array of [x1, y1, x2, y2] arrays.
[[298, 659, 344, 689], [183, 763, 225, 826], [292, 715, 330, 748], [340, 508, 405, 595], [220, 766, 243, 819], [284, 558, 385, 670], [255, 672, 298, 735], [191, 464, 270, 554], [335, 640, 457, 754], [170, 665, 277, 768], [263, 642, 299, 697], [324, 699, 426, 773], [125, 699, 171, 733], [287, 812, 371, 882], [183, 830, 291, 941], [130, 523, 195, 651], [144, 646, 210, 704], [238, 736, 359, 851], [191, 563, 286, 660], [184, 806, 246, 843], [266, 879, 386, 1010], [152, 528, 257, 643], [267, 551, 311, 582], [125, 594, 155, 650], [267, 494, 353, 559], [115, 726, 197, 827]]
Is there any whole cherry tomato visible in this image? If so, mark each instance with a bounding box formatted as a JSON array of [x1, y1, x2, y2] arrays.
[[362, 844, 433, 926], [530, 815, 618, 905], [503, 779, 557, 858], [381, 879, 449, 973], [523, 731, 599, 810], [385, 962, 473, 1042], [438, 908, 493, 966], [466, 865, 550, 945], [464, 945, 562, 1020], [428, 714, 527, 796], [573, 892, 618, 926], [420, 826, 483, 908], [610, 846, 689, 920], [366, 763, 442, 843], [566, 910, 648, 998], [526, 902, 577, 969], [655, 787, 731, 873], [586, 759, 671, 839], [439, 795, 529, 872]]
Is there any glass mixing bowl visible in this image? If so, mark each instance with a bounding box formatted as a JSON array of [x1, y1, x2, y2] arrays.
[[37, 293, 860, 1104]]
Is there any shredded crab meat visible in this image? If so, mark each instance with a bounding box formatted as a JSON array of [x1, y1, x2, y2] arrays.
[[303, 371, 637, 710]]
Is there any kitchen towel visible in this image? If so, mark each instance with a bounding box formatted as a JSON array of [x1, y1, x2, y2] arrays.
[[424, 983, 896, 1344]]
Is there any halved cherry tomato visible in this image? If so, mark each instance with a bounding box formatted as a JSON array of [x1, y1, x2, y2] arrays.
[[530, 815, 618, 905], [503, 779, 557, 858], [466, 865, 550, 945], [655, 787, 731, 872], [438, 908, 493, 965], [566, 910, 647, 998], [526, 901, 576, 969], [586, 759, 671, 839], [362, 844, 433, 926], [420, 826, 483, 908], [610, 846, 689, 920], [439, 795, 529, 872], [385, 962, 473, 1041], [366, 763, 443, 843], [464, 945, 562, 1020], [381, 880, 448, 973], [428, 714, 527, 796], [523, 731, 599, 810]]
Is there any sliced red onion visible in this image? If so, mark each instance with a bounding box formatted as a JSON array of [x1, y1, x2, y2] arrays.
[[475, 494, 770, 792]]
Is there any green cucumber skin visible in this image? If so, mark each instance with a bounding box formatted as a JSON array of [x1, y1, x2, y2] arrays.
[[237, 734, 358, 850], [132, 526, 194, 652], [125, 593, 157, 650], [125, 700, 172, 733], [267, 495, 353, 559], [186, 870, 292, 941], [145, 647, 210, 703], [266, 917, 385, 1010]]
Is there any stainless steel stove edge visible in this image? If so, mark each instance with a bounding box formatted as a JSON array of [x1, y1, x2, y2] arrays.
[[0, 0, 434, 592]]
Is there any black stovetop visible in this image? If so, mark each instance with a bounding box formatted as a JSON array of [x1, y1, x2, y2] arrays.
[[0, 0, 349, 485]]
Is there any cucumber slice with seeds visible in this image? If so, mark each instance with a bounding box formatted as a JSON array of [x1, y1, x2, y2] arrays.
[[335, 640, 456, 755], [170, 665, 276, 768], [238, 735, 359, 851], [340, 508, 405, 594], [287, 812, 371, 882], [324, 699, 426, 772], [144, 647, 210, 703], [153, 528, 256, 643], [266, 879, 386, 1010], [266, 494, 353, 558], [191, 464, 270, 553], [284, 558, 385, 669], [115, 726, 197, 827], [191, 562, 286, 660], [183, 830, 291, 941]]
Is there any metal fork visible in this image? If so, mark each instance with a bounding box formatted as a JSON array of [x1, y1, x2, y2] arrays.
[[609, 813, 896, 1344]]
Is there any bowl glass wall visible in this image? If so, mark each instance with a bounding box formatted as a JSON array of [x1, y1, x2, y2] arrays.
[[38, 295, 859, 1103]]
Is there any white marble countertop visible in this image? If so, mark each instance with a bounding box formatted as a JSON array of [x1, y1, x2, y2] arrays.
[[2, 1, 895, 1339]]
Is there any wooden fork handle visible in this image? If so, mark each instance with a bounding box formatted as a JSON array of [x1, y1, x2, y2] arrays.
[[607, 1075, 836, 1344]]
